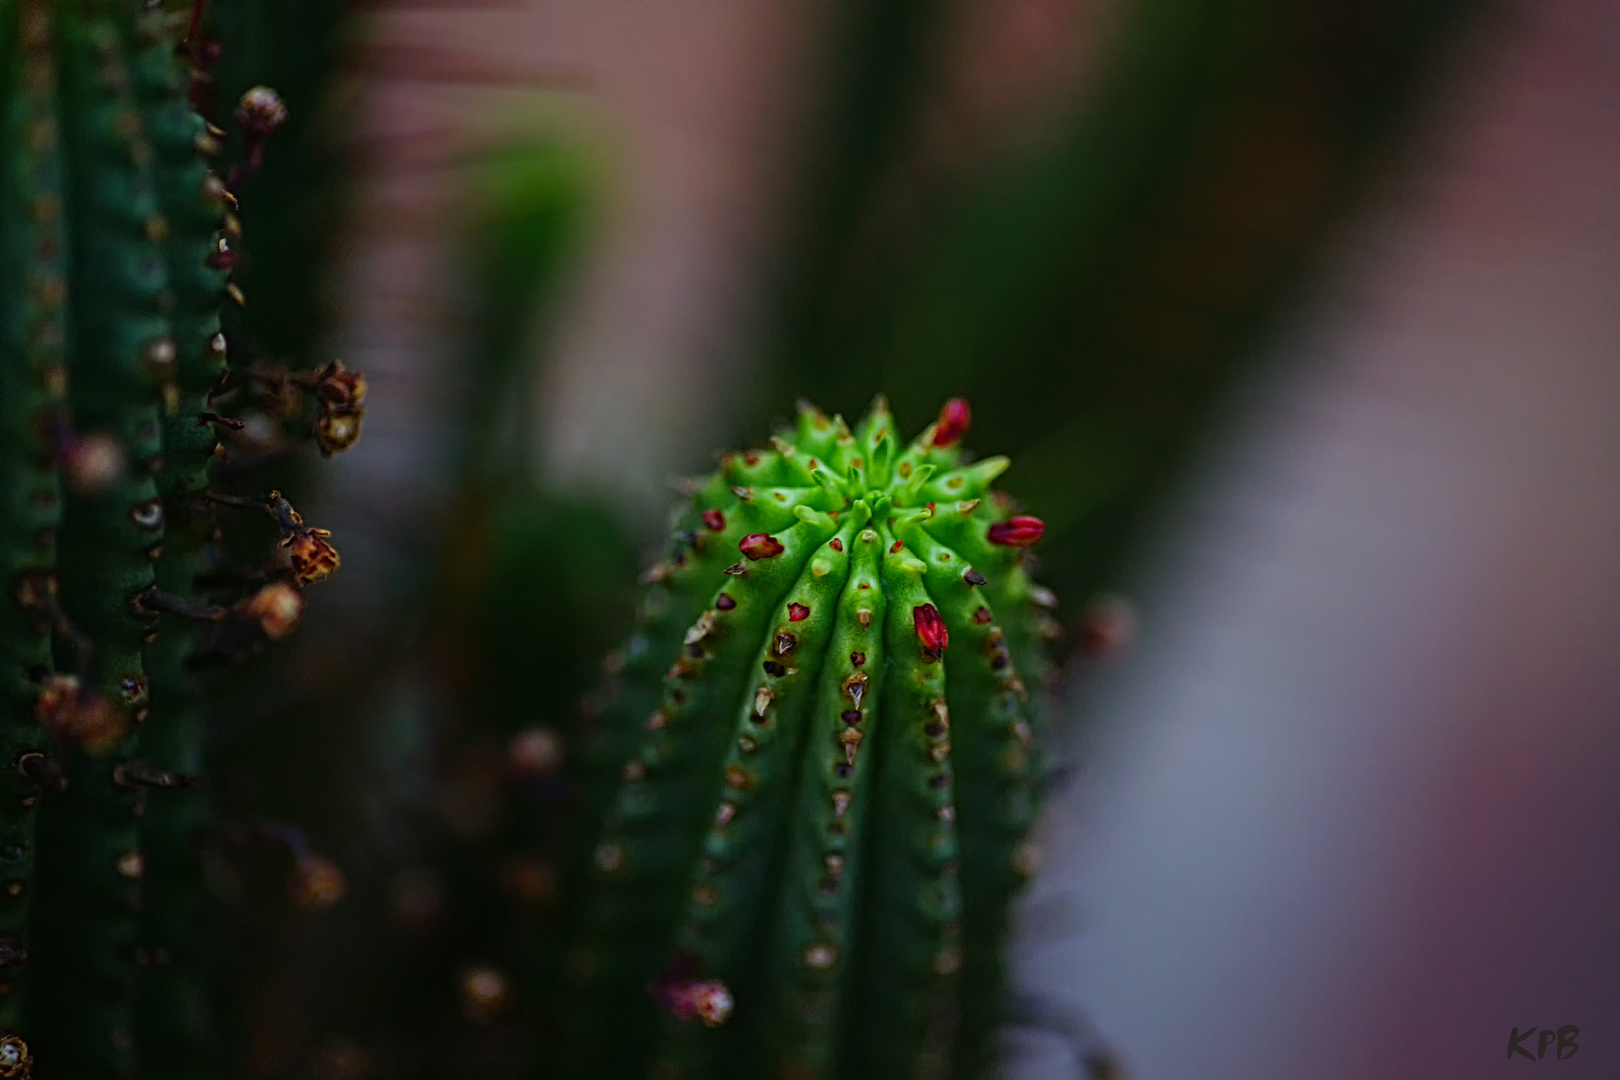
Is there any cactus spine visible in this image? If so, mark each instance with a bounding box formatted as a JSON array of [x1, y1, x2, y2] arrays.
[[567, 398, 1055, 1080]]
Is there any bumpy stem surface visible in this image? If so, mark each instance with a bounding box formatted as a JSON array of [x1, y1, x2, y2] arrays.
[[565, 397, 1057, 1080]]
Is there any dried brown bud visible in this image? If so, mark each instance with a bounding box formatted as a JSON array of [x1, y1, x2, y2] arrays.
[[312, 362, 366, 409], [65, 433, 126, 494], [507, 727, 562, 778], [289, 856, 346, 910], [235, 85, 287, 136], [242, 582, 303, 639], [35, 675, 127, 754], [313, 407, 363, 456], [458, 966, 510, 1022]]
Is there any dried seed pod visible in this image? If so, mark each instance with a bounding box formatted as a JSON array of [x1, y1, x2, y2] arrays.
[[566, 397, 1054, 1080]]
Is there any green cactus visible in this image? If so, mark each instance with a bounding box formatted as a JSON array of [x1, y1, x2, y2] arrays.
[[561, 397, 1056, 1080], [0, 1, 351, 1075]]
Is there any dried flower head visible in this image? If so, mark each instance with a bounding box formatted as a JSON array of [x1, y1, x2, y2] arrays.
[[282, 529, 340, 585], [313, 407, 363, 456]]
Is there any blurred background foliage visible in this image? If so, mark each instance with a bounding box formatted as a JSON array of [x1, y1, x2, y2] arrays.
[[187, 0, 1487, 1075]]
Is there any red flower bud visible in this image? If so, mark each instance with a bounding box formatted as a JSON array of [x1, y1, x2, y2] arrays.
[[932, 398, 971, 447], [987, 516, 1044, 547], [913, 603, 948, 659], [702, 509, 725, 531], [739, 533, 784, 560]]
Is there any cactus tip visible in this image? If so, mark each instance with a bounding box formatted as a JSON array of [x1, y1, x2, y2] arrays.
[[931, 397, 971, 447], [987, 515, 1045, 547], [738, 533, 783, 560], [913, 603, 948, 660]]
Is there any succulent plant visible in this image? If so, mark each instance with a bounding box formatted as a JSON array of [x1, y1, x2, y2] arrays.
[[0, 1, 354, 1075], [561, 397, 1058, 1080]]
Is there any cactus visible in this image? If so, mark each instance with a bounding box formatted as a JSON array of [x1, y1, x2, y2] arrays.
[[0, 1, 353, 1076], [562, 396, 1057, 1080]]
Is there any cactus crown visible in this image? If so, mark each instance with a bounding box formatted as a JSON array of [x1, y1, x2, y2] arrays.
[[565, 397, 1056, 1080]]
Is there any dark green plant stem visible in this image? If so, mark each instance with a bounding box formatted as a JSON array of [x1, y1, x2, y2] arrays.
[[0, 0, 68, 1040], [7, 1, 233, 1075], [30, 1, 176, 1072], [137, 2, 231, 1073]]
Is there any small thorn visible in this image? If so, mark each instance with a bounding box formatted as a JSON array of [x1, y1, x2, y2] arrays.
[[841, 672, 868, 707], [112, 759, 194, 790], [14, 752, 64, 791], [196, 411, 245, 431]]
